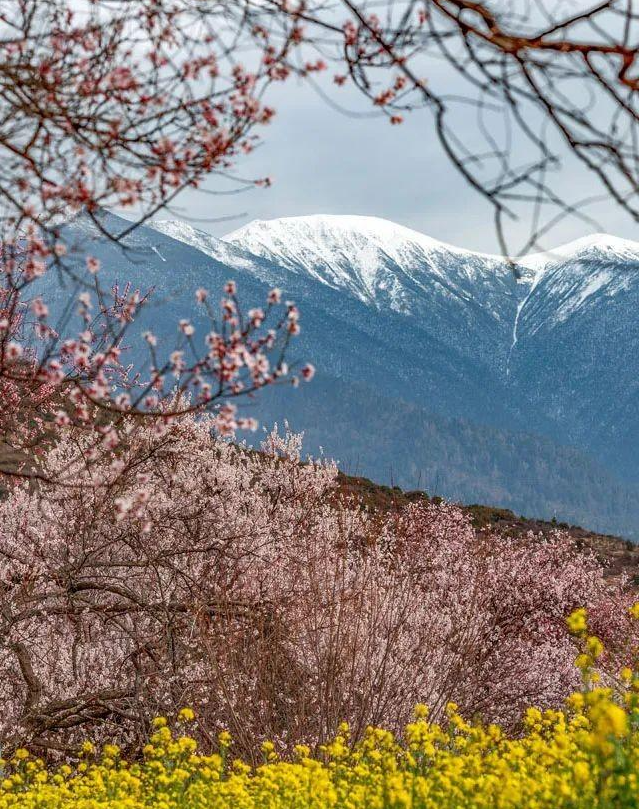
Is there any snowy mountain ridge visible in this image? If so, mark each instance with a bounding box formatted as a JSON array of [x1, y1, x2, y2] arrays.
[[152, 214, 639, 308], [223, 214, 639, 276], [154, 215, 639, 315], [152, 213, 639, 379], [223, 214, 522, 309], [224, 213, 639, 269]]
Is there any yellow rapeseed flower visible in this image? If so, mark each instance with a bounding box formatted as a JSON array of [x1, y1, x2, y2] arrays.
[[3, 625, 639, 809], [566, 608, 588, 635], [585, 635, 604, 660], [218, 730, 232, 748]]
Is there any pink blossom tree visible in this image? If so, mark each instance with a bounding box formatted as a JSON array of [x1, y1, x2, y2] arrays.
[[0, 0, 315, 484], [0, 412, 625, 758]]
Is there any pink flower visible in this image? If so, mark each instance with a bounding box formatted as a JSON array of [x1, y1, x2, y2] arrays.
[[54, 410, 71, 427], [300, 363, 315, 381], [102, 428, 120, 449], [113, 496, 132, 521], [31, 298, 49, 318], [248, 307, 264, 327], [5, 342, 23, 360]]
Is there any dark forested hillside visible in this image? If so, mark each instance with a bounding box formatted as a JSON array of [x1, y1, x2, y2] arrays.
[[255, 374, 639, 539], [335, 471, 639, 584]]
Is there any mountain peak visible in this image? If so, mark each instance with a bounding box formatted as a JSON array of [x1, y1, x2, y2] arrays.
[[560, 232, 638, 254], [224, 213, 497, 263], [222, 214, 517, 309], [520, 232, 639, 271]]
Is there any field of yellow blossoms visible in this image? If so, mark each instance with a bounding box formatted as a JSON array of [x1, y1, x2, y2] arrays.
[[2, 610, 639, 809]]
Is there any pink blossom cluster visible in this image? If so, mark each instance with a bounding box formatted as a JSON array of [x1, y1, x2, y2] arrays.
[[0, 1, 304, 235], [0, 232, 310, 482]]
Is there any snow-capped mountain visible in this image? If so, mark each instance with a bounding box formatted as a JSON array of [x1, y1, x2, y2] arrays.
[[226, 216, 533, 374], [520, 233, 639, 270], [224, 217, 639, 398], [46, 210, 639, 538], [224, 214, 521, 302], [508, 234, 639, 475], [228, 217, 528, 359], [223, 215, 639, 319]]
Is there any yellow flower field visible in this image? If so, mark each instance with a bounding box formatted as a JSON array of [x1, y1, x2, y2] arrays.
[[0, 696, 636, 809], [2, 611, 639, 809]]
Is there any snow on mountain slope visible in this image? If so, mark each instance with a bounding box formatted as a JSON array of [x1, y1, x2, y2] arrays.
[[58, 210, 639, 401], [148, 219, 288, 286], [223, 214, 518, 313], [511, 234, 639, 339], [223, 216, 639, 339], [223, 216, 639, 296], [152, 219, 248, 262], [148, 213, 639, 364], [151, 213, 639, 341], [152, 215, 639, 309], [519, 233, 639, 271], [220, 215, 539, 378], [149, 214, 639, 379], [224, 213, 501, 269]]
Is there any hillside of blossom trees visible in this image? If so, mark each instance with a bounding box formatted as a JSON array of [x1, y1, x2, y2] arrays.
[[2, 408, 639, 759], [2, 0, 639, 773]]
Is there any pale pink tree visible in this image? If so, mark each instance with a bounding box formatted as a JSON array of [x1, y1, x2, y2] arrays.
[[0, 413, 624, 759]]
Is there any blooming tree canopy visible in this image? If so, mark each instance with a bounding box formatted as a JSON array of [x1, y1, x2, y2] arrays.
[[0, 415, 628, 758]]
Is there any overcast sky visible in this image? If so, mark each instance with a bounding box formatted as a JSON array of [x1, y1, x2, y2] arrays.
[[157, 74, 639, 256]]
